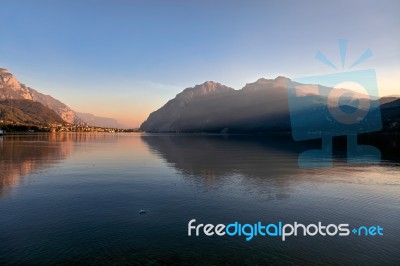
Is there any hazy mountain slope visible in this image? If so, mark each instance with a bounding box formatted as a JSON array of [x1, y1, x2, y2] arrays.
[[141, 81, 235, 132], [140, 78, 291, 133], [0, 99, 65, 124], [75, 112, 124, 128], [141, 77, 397, 133], [380, 96, 400, 105]]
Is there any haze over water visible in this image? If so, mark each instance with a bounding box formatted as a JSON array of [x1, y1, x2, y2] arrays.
[[0, 133, 399, 265]]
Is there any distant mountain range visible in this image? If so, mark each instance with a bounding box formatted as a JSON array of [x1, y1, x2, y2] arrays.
[[74, 112, 123, 128], [0, 68, 123, 128], [140, 77, 399, 133], [2, 68, 398, 132]]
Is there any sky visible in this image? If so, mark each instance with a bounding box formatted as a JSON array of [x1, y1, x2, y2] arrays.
[[0, 0, 399, 127]]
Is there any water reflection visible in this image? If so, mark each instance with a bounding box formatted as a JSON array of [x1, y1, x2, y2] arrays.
[[141, 134, 400, 196], [0, 133, 399, 264], [0, 133, 120, 197], [142, 135, 300, 176], [141, 135, 311, 199], [142, 134, 400, 175], [360, 133, 400, 161]]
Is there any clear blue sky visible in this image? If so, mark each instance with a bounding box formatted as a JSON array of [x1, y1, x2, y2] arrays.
[[0, 0, 399, 127]]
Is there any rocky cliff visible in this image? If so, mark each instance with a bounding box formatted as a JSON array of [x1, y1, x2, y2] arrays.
[[0, 68, 125, 127], [0, 68, 78, 124]]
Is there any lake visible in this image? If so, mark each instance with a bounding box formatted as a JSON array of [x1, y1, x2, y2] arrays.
[[0, 133, 399, 265]]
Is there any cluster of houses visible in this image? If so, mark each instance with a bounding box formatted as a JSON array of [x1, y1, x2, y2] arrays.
[[0, 123, 140, 134]]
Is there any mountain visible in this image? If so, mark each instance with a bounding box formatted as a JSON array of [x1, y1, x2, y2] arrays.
[[380, 96, 400, 105], [140, 78, 291, 133], [75, 112, 124, 128], [0, 68, 78, 124], [380, 99, 400, 131], [141, 77, 398, 133], [0, 68, 124, 127], [0, 99, 65, 124]]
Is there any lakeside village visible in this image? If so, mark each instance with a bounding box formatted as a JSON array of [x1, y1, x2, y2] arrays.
[[0, 120, 141, 134]]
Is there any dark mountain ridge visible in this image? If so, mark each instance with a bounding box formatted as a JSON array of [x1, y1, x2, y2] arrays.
[[140, 77, 399, 133], [141, 77, 291, 133]]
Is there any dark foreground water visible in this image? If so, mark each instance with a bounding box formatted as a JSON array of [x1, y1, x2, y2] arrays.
[[0, 133, 399, 265]]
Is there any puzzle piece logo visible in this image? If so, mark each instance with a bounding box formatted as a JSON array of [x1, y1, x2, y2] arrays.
[[287, 40, 382, 168]]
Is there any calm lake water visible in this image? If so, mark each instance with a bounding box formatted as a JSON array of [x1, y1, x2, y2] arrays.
[[0, 133, 399, 265]]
